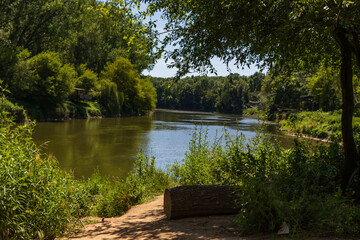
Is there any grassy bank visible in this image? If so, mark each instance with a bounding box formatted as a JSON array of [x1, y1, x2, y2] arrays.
[[13, 100, 103, 122], [242, 108, 266, 119], [280, 110, 360, 141]]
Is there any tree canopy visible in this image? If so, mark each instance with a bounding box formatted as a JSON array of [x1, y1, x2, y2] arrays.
[[0, 0, 159, 118], [139, 0, 360, 190]]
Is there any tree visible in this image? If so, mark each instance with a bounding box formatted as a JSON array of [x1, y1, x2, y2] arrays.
[[11, 51, 77, 110], [307, 65, 342, 111], [76, 65, 100, 92], [0, 0, 157, 74], [139, 0, 360, 190], [101, 57, 157, 114]]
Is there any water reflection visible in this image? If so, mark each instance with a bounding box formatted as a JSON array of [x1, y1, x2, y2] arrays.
[[33, 116, 154, 178], [33, 109, 298, 179]]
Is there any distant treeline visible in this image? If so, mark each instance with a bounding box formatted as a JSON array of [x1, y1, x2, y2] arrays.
[[150, 72, 265, 114], [151, 65, 360, 119], [0, 0, 157, 119]]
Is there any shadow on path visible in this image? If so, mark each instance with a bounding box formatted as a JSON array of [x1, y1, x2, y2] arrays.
[[70, 196, 244, 240]]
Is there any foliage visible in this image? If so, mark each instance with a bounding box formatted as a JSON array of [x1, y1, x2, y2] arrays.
[[280, 111, 360, 142], [259, 73, 309, 121], [0, 108, 82, 239], [101, 58, 157, 114], [242, 108, 264, 118], [171, 125, 360, 236], [306, 65, 342, 111], [137, 77, 157, 112], [125, 153, 174, 204], [171, 127, 285, 186], [58, 101, 102, 119], [140, 0, 360, 190], [11, 51, 77, 111], [0, 89, 27, 122], [76, 153, 174, 218], [0, 0, 158, 119], [76, 65, 100, 92], [0, 0, 156, 74], [4, 51, 155, 119], [151, 73, 256, 114], [0, 90, 171, 238], [98, 80, 123, 116]]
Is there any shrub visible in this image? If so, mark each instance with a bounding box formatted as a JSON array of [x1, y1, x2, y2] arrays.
[[86, 153, 174, 218], [12, 51, 77, 112], [76, 65, 99, 91], [99, 80, 123, 116], [172, 125, 360, 237], [0, 112, 82, 239], [0, 92, 173, 238], [0, 90, 27, 122], [101, 58, 156, 114]]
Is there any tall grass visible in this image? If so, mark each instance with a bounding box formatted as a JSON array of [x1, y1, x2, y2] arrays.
[[0, 115, 174, 239], [0, 117, 81, 239], [83, 153, 175, 218], [172, 126, 360, 236], [0, 90, 174, 239]]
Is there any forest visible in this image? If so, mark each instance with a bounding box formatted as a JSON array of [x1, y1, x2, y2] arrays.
[[151, 66, 360, 119], [0, 0, 157, 120], [2, 0, 360, 239]]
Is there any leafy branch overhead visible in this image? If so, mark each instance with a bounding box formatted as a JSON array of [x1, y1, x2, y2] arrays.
[[135, 0, 360, 190], [134, 1, 356, 75]]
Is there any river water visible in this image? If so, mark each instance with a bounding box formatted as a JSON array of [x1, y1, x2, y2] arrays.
[[33, 109, 292, 179]]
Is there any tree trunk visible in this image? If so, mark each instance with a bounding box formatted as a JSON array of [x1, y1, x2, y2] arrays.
[[164, 185, 240, 219], [334, 27, 359, 191]]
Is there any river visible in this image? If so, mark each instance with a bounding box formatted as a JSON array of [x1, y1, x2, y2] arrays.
[[32, 109, 293, 179]]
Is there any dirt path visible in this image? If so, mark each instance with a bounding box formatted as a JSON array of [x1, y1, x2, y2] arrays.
[[69, 196, 353, 240], [70, 195, 249, 240]]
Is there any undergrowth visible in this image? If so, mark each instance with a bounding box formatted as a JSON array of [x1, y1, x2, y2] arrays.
[[280, 110, 360, 141], [171, 126, 360, 237], [0, 88, 174, 239]]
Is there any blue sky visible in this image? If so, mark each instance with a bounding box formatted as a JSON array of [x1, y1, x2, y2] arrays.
[[141, 10, 262, 78], [99, 1, 263, 78], [144, 56, 262, 78]]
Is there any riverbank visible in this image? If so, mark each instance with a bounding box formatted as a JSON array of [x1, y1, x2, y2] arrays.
[[279, 110, 360, 141], [6, 98, 154, 123], [4, 108, 360, 239], [67, 195, 355, 240]]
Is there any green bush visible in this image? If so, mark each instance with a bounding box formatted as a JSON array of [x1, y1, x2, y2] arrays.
[[0, 90, 172, 238], [83, 153, 174, 218], [0, 92, 27, 122], [99, 80, 123, 116], [172, 125, 360, 236], [101, 58, 156, 114], [76, 65, 100, 92], [12, 51, 77, 113], [0, 114, 82, 239]]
